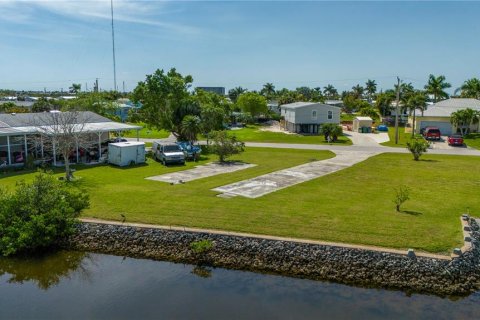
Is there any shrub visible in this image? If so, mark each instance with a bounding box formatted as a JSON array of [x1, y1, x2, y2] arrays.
[[320, 123, 343, 142], [393, 186, 410, 212], [190, 239, 213, 254], [0, 172, 89, 256], [406, 138, 429, 161], [210, 130, 245, 162]]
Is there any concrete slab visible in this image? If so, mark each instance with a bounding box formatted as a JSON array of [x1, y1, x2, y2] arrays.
[[344, 131, 389, 146], [146, 162, 256, 184], [212, 150, 379, 198]]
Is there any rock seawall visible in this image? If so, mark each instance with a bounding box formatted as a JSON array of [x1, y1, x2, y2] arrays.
[[65, 218, 480, 296]]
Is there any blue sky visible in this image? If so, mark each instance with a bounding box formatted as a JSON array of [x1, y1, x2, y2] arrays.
[[0, 1, 479, 93]]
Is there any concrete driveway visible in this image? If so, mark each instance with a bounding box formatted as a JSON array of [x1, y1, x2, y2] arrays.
[[212, 150, 380, 198]]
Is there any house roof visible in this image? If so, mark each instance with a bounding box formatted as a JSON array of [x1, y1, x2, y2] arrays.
[[0, 111, 140, 136], [280, 102, 339, 109], [415, 98, 480, 117], [354, 116, 373, 121]]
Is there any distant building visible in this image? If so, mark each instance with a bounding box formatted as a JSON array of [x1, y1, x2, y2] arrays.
[[196, 87, 226, 96]]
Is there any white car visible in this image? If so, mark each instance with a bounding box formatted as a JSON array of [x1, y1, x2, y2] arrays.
[[152, 142, 185, 166]]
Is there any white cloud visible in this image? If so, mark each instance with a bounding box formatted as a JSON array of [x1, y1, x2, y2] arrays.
[[0, 0, 203, 35]]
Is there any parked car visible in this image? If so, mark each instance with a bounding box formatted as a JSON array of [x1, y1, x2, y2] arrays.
[[447, 134, 464, 146], [152, 142, 185, 165], [422, 127, 441, 140], [176, 141, 201, 161]]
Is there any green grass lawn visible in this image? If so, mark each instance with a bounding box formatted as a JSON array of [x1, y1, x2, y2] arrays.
[[464, 133, 480, 150], [228, 125, 352, 145], [380, 126, 421, 147], [122, 122, 170, 139], [1, 149, 476, 254]]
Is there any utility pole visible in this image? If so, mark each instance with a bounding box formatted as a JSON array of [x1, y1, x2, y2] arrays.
[[122, 81, 125, 93], [94, 78, 99, 93], [111, 0, 117, 92], [394, 76, 401, 145], [85, 82, 88, 92]]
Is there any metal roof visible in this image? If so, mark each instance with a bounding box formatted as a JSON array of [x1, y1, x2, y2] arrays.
[[0, 111, 140, 136], [415, 98, 480, 117], [280, 102, 340, 109], [354, 116, 373, 121]]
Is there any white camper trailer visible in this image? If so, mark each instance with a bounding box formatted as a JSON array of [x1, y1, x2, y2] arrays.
[[108, 142, 145, 167]]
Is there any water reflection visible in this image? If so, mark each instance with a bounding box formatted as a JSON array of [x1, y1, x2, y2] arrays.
[[0, 250, 91, 290], [0, 252, 478, 319]]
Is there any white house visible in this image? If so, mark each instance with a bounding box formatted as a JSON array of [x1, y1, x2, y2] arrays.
[[408, 98, 480, 135], [280, 102, 341, 134]]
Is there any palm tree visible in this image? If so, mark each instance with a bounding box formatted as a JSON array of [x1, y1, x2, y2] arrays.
[[323, 84, 338, 99], [450, 108, 480, 135], [69, 83, 81, 94], [351, 85, 364, 99], [460, 78, 480, 99], [365, 79, 377, 102], [424, 74, 451, 102], [228, 87, 247, 103], [180, 115, 202, 143], [260, 83, 276, 100], [375, 92, 395, 118], [405, 91, 427, 136]]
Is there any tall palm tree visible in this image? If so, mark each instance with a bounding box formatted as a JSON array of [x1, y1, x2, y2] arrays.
[[365, 79, 377, 102], [424, 74, 451, 102], [351, 84, 364, 99], [460, 78, 480, 99], [405, 91, 427, 136], [261, 83, 276, 100], [323, 84, 338, 99]]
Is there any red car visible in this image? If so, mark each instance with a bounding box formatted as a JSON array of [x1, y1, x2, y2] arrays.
[[447, 134, 464, 146], [422, 127, 441, 140]]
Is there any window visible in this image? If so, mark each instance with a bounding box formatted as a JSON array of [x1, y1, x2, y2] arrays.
[[312, 110, 317, 120], [328, 110, 333, 120]]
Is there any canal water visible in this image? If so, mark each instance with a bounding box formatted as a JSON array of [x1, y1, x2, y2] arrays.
[[0, 251, 479, 319]]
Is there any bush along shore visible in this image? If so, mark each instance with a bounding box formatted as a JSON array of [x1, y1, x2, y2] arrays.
[[63, 217, 480, 296]]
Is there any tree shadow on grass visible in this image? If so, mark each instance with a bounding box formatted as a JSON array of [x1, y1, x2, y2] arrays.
[[401, 210, 423, 216], [419, 159, 440, 163]]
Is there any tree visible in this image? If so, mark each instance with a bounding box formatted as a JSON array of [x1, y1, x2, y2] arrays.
[[0, 172, 89, 256], [236, 92, 267, 117], [405, 91, 427, 136], [320, 123, 343, 142], [450, 108, 480, 135], [424, 74, 451, 102], [260, 83, 276, 100], [228, 86, 247, 103], [323, 84, 338, 100], [365, 79, 377, 102], [0, 102, 19, 113], [358, 104, 379, 120], [375, 92, 395, 117], [132, 68, 198, 140], [69, 83, 81, 94], [460, 78, 480, 99], [180, 115, 202, 144], [393, 186, 410, 212], [278, 90, 304, 105], [351, 84, 365, 99], [32, 111, 93, 181], [210, 130, 245, 162], [406, 138, 429, 161], [32, 97, 63, 112]]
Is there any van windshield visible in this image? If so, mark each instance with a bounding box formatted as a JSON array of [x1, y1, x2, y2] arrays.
[[164, 145, 181, 152]]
